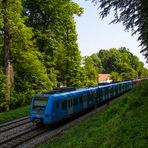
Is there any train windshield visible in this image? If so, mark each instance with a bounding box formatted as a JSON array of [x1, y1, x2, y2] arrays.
[[32, 96, 48, 114]]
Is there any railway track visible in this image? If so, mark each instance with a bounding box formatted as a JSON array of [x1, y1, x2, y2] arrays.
[[0, 126, 49, 148], [0, 106, 107, 148], [19, 103, 110, 148], [0, 116, 30, 133]]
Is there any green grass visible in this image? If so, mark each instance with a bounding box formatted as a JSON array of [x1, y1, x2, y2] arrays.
[[0, 105, 30, 123], [38, 81, 148, 148]]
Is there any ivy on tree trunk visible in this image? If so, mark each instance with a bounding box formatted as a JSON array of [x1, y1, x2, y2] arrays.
[[3, 0, 13, 111]]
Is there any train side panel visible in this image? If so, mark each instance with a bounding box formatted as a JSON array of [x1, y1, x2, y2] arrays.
[[50, 89, 92, 123]]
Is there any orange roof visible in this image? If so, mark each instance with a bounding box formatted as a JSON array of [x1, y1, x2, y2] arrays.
[[98, 74, 111, 81]]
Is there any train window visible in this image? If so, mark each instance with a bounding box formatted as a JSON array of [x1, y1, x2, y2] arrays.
[[87, 94, 90, 99], [68, 97, 72, 107], [56, 101, 59, 108], [115, 87, 118, 93], [92, 91, 97, 99], [61, 100, 67, 110], [102, 90, 105, 97], [111, 87, 113, 95], [105, 89, 107, 96], [106, 89, 109, 96], [119, 85, 121, 91], [33, 97, 48, 107], [110, 88, 112, 95], [94, 92, 97, 98], [100, 90, 103, 98], [82, 94, 87, 102], [79, 96, 83, 104], [73, 98, 78, 106], [90, 93, 93, 98], [107, 89, 109, 95], [32, 97, 48, 114], [68, 100, 70, 107]]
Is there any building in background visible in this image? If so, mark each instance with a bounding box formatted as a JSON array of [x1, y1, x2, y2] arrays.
[[98, 74, 112, 83]]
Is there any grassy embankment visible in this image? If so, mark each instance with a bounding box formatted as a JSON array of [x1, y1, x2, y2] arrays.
[[0, 105, 30, 123], [39, 81, 148, 148]]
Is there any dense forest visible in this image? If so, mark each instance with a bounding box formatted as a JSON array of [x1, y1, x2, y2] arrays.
[[0, 0, 148, 112]]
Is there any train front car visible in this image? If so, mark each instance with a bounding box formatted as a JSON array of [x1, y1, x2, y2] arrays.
[[30, 94, 53, 125]]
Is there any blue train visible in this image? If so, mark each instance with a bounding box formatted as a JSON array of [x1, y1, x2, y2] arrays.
[[30, 80, 134, 125]]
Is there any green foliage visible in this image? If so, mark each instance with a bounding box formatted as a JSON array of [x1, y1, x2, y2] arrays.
[[38, 81, 148, 148], [90, 0, 148, 61], [13, 50, 51, 93], [90, 53, 102, 73], [23, 0, 83, 87], [0, 0, 52, 111], [111, 71, 121, 82], [0, 105, 29, 123], [0, 67, 6, 111], [97, 47, 148, 81], [0, 0, 85, 111], [83, 56, 98, 86]]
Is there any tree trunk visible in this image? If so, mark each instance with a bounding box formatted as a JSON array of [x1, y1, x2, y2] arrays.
[[3, 0, 13, 111]]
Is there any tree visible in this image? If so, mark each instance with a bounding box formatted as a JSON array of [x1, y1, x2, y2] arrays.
[[96, 49, 109, 73], [0, 0, 51, 110], [90, 0, 148, 62], [55, 1, 83, 87], [111, 71, 122, 82], [90, 53, 102, 73], [97, 47, 146, 81], [97, 48, 123, 73], [120, 63, 137, 80], [0, 0, 13, 110], [23, 0, 83, 87], [83, 56, 98, 86], [23, 0, 64, 87]]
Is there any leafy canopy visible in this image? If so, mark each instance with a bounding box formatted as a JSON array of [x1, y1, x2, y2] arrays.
[[90, 0, 148, 62]]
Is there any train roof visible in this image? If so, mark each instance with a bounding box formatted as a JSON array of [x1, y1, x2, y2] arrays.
[[34, 80, 133, 100], [99, 80, 132, 88], [50, 87, 99, 101], [34, 94, 51, 97]]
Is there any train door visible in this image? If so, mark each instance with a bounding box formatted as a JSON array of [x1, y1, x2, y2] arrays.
[[73, 96, 79, 113], [61, 99, 67, 118], [68, 97, 73, 115], [53, 101, 60, 120]]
